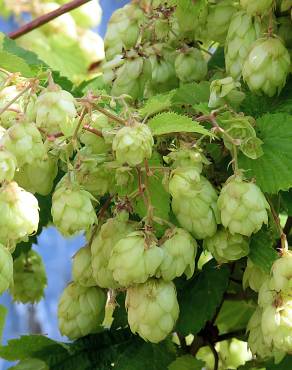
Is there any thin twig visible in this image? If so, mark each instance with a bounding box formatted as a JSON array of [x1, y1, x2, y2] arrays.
[[8, 0, 92, 39], [72, 107, 87, 141], [83, 124, 103, 137], [208, 341, 219, 370], [94, 105, 127, 125]]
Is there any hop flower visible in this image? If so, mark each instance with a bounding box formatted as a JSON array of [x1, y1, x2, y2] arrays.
[[0, 182, 39, 244], [270, 251, 292, 292], [2, 122, 46, 167], [240, 0, 274, 15], [0, 149, 17, 182], [14, 155, 58, 196], [203, 227, 249, 264], [208, 77, 245, 109], [108, 231, 164, 287], [58, 282, 106, 340], [91, 213, 135, 288], [243, 258, 269, 292], [35, 84, 76, 135], [112, 123, 153, 166], [217, 176, 269, 236], [10, 250, 47, 303], [126, 279, 179, 343], [157, 228, 197, 281], [165, 147, 209, 172], [174, 48, 207, 83], [242, 37, 290, 97], [0, 244, 13, 295], [225, 11, 262, 79], [0, 86, 30, 128], [169, 169, 220, 239], [51, 180, 97, 237], [72, 246, 95, 287]]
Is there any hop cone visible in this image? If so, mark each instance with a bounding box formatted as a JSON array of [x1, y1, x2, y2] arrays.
[[126, 279, 179, 343], [58, 282, 106, 340], [0, 182, 39, 243], [174, 48, 207, 83], [217, 176, 269, 236], [169, 169, 220, 239], [14, 155, 58, 196], [157, 228, 197, 281], [165, 148, 209, 172], [225, 11, 262, 79], [0, 149, 17, 182], [243, 258, 269, 292], [203, 227, 249, 264], [108, 231, 164, 287], [51, 180, 97, 236], [91, 213, 135, 288], [270, 251, 292, 292], [2, 122, 46, 167], [208, 77, 245, 109], [112, 123, 153, 166], [242, 37, 291, 97], [0, 244, 13, 295], [35, 85, 76, 135], [72, 246, 95, 287], [206, 0, 237, 44], [240, 0, 274, 15], [0, 86, 29, 128], [10, 250, 47, 303]]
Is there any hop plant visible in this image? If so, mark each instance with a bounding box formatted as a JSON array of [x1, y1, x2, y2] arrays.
[[72, 246, 95, 287], [51, 180, 97, 237], [35, 83, 76, 135], [242, 37, 291, 97], [10, 250, 47, 303], [91, 213, 135, 288], [165, 147, 209, 172], [270, 251, 292, 292], [126, 279, 179, 343], [0, 149, 17, 182], [243, 258, 269, 292], [58, 282, 106, 340], [208, 77, 245, 109], [174, 47, 207, 83], [157, 228, 197, 281], [225, 11, 262, 79], [217, 175, 269, 236], [169, 169, 220, 239], [108, 231, 164, 287], [2, 122, 46, 167], [112, 123, 153, 166], [203, 227, 249, 264], [0, 244, 13, 295], [0, 182, 39, 243], [240, 0, 274, 15]]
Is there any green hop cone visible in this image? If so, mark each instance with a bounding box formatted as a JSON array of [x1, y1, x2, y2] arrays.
[[0, 244, 13, 295], [208, 77, 245, 109], [72, 246, 95, 287], [0, 182, 39, 243], [206, 0, 237, 45], [126, 279, 179, 343], [270, 251, 292, 292], [240, 0, 274, 15], [91, 213, 135, 288], [14, 155, 58, 196], [165, 147, 209, 172], [169, 169, 220, 239], [217, 175, 269, 236], [51, 180, 97, 237], [174, 47, 207, 83], [10, 250, 47, 303], [225, 11, 262, 79], [35, 84, 76, 135], [242, 37, 291, 97], [157, 228, 197, 281], [203, 227, 249, 264], [58, 282, 106, 340], [112, 123, 153, 166], [108, 231, 164, 287], [2, 122, 46, 167], [0, 149, 17, 182], [243, 258, 269, 292]]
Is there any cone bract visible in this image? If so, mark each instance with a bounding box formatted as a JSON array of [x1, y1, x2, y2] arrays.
[[270, 251, 292, 292], [243, 258, 269, 292], [175, 48, 207, 83], [240, 0, 274, 15], [72, 246, 95, 287], [0, 149, 16, 182], [208, 77, 245, 109], [0, 244, 13, 295]]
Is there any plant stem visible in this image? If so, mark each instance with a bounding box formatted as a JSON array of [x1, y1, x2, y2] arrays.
[[208, 341, 219, 370], [8, 0, 92, 39], [94, 105, 127, 125], [72, 107, 87, 142], [83, 124, 103, 137]]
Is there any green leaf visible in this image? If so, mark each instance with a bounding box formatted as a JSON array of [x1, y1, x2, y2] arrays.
[[168, 355, 204, 370], [148, 112, 213, 137], [172, 81, 210, 106], [0, 304, 7, 342], [280, 190, 292, 216], [140, 91, 175, 117], [248, 229, 279, 274], [208, 47, 225, 70], [0, 50, 34, 77], [111, 293, 128, 329], [238, 114, 292, 194], [266, 355, 292, 370], [176, 259, 230, 336], [9, 359, 48, 370]]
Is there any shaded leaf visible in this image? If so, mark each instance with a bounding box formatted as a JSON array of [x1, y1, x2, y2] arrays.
[[140, 91, 175, 117], [172, 81, 210, 106], [168, 355, 204, 370]]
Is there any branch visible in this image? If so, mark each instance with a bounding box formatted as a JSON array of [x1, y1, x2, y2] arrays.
[[8, 0, 92, 40], [208, 341, 219, 370], [216, 330, 246, 343]]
